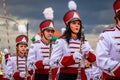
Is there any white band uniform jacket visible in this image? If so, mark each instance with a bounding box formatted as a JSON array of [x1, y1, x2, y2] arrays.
[[50, 38, 96, 74], [96, 25, 120, 78]]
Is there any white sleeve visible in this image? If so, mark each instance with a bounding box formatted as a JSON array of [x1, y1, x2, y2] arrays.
[[50, 39, 63, 68], [6, 57, 14, 79], [2, 55, 7, 78], [96, 33, 119, 75], [84, 41, 94, 52], [27, 43, 37, 70]]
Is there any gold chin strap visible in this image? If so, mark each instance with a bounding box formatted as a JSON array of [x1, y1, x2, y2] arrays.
[[0, 50, 4, 75]]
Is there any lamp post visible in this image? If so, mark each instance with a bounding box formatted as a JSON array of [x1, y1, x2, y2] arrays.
[[0, 16, 29, 52], [2, 0, 10, 50]]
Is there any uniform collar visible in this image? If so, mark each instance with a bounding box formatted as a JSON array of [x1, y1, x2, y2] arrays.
[[116, 25, 120, 31], [41, 39, 50, 45]]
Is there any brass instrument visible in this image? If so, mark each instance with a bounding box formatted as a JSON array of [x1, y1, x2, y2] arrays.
[[0, 50, 4, 75]]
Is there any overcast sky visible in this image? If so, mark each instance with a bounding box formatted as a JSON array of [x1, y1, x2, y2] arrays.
[[0, 0, 116, 33]]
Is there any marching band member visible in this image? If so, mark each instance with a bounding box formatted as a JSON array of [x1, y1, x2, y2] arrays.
[[0, 48, 10, 80], [6, 24, 32, 80], [6, 35, 32, 80], [2, 48, 10, 80], [27, 7, 58, 80], [96, 0, 120, 79], [50, 0, 96, 80]]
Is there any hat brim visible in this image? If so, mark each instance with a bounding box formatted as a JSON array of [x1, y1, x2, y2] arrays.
[[16, 42, 28, 46], [66, 18, 81, 25], [42, 27, 55, 31], [70, 18, 81, 22]]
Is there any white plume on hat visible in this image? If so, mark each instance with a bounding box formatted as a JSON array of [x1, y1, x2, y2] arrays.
[[68, 0, 77, 10], [61, 28, 66, 34], [4, 48, 9, 54], [18, 24, 27, 34], [43, 7, 54, 20]]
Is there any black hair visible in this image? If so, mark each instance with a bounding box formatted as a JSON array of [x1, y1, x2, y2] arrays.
[[113, 0, 120, 19], [115, 10, 120, 20], [60, 20, 85, 44], [114, 10, 120, 23]]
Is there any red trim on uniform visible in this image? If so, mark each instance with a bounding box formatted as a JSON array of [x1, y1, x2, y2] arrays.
[[116, 25, 120, 31], [80, 68, 87, 80], [18, 63, 25, 65], [43, 56, 49, 58], [113, 66, 120, 77], [101, 72, 115, 79], [41, 51, 49, 53], [52, 68, 58, 80], [70, 51, 74, 54], [103, 28, 115, 33], [101, 72, 120, 79], [114, 36, 120, 39], [28, 69, 34, 75], [86, 51, 96, 62], [13, 72, 23, 80], [90, 78, 93, 80], [117, 43, 120, 45], [35, 60, 44, 69], [103, 29, 115, 32], [41, 47, 49, 49], [5, 54, 10, 60], [35, 69, 49, 74], [33, 40, 40, 44], [2, 78, 10, 80], [69, 46, 79, 49], [60, 67, 78, 74], [0, 75, 3, 79], [60, 55, 75, 67], [69, 42, 80, 44], [27, 76, 32, 80], [41, 39, 49, 45], [13, 72, 31, 80]]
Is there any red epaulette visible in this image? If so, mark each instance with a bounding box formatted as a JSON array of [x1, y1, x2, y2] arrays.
[[32, 40, 40, 44], [103, 27, 115, 33]]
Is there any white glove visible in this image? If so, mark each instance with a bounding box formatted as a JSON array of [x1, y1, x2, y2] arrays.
[[73, 52, 82, 60], [19, 72, 25, 78], [43, 58, 49, 65]]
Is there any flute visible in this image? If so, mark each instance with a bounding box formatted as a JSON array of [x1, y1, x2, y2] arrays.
[[76, 27, 85, 80], [48, 36, 58, 80], [24, 48, 29, 80]]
